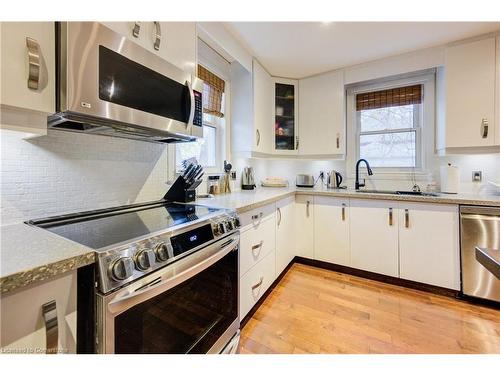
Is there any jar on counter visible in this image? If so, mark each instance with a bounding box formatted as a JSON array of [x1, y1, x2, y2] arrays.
[[207, 175, 221, 195]]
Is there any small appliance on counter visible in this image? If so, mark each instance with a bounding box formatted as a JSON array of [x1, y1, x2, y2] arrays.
[[296, 174, 315, 188], [242, 167, 256, 190], [261, 177, 289, 188], [440, 163, 459, 194], [327, 170, 345, 189]]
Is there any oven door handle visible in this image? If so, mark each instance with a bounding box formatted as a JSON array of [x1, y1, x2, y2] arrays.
[[107, 234, 239, 314]]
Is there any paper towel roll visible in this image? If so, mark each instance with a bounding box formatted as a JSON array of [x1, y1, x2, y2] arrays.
[[440, 164, 459, 194]]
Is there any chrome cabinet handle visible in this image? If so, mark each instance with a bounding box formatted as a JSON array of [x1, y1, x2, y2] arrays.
[[251, 276, 264, 290], [26, 37, 40, 90], [256, 129, 260, 146], [296, 136, 299, 150], [388, 208, 393, 226], [336, 133, 340, 149], [405, 209, 410, 228], [341, 203, 346, 221], [251, 241, 263, 257], [153, 22, 161, 50], [132, 22, 141, 38], [277, 207, 282, 227], [306, 200, 310, 217], [481, 119, 489, 138], [42, 300, 58, 354]]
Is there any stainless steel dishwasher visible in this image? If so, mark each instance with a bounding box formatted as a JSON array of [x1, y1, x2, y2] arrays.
[[460, 206, 500, 303]]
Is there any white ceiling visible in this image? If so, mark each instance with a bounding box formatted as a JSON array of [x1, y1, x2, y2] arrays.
[[224, 22, 500, 78]]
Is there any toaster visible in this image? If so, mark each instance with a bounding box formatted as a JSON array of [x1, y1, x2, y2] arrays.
[[296, 174, 315, 188]]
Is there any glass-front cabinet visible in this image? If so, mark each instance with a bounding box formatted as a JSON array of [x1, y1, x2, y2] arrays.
[[273, 78, 299, 154]]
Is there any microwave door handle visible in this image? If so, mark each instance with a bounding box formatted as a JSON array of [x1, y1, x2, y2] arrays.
[[186, 80, 195, 127], [107, 234, 239, 314]]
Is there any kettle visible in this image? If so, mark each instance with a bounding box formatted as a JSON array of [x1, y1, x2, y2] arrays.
[[241, 166, 256, 190], [327, 170, 343, 188]]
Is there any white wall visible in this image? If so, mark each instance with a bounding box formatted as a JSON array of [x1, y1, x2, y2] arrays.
[[0, 129, 169, 226]]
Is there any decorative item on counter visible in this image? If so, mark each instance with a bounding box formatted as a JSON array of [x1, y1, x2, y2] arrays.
[[242, 166, 256, 190], [440, 163, 460, 194], [220, 160, 232, 194], [261, 177, 289, 188], [207, 175, 221, 195]]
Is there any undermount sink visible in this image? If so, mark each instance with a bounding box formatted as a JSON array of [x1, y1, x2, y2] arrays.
[[356, 189, 439, 197]]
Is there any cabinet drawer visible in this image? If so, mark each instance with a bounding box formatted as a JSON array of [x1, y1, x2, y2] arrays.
[[239, 203, 276, 228], [239, 250, 276, 320], [240, 216, 276, 276]]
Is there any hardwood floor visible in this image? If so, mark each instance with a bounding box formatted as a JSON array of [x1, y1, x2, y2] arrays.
[[238, 263, 500, 354]]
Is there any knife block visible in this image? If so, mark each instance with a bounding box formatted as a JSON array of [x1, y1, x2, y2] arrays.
[[164, 175, 196, 203]]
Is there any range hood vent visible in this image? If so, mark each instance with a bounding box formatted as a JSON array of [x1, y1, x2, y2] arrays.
[[48, 112, 196, 144]]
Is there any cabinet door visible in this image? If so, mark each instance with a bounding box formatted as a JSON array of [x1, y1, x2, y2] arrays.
[[445, 37, 496, 147], [276, 196, 295, 275], [295, 195, 314, 259], [314, 196, 350, 266], [299, 70, 345, 155], [399, 203, 459, 290], [0, 22, 55, 114], [349, 199, 399, 277], [273, 78, 299, 155], [496, 36, 500, 146], [253, 59, 273, 153]]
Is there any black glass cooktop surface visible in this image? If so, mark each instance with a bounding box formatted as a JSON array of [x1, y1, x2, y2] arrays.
[[31, 203, 220, 250]]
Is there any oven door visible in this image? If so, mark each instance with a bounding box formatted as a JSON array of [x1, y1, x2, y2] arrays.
[[59, 22, 203, 138], [97, 233, 239, 354]]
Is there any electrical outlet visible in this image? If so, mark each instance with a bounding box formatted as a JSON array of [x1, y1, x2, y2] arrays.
[[472, 171, 482, 182]]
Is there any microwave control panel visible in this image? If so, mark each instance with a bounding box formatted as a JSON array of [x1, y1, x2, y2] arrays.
[[193, 90, 203, 126]]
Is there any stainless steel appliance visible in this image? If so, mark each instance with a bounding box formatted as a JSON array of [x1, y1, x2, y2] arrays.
[[29, 201, 241, 353], [296, 174, 315, 188], [241, 167, 256, 190], [460, 206, 500, 303], [327, 170, 343, 189], [49, 22, 203, 143]]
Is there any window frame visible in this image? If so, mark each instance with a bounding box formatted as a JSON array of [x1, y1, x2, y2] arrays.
[[346, 70, 435, 179]]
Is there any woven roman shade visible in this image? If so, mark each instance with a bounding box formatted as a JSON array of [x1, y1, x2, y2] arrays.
[[356, 84, 422, 111], [198, 65, 225, 118]]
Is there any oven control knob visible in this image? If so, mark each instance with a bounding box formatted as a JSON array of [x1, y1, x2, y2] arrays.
[[109, 257, 134, 281], [135, 249, 155, 271], [218, 222, 226, 234], [233, 217, 240, 228], [226, 220, 234, 231], [154, 243, 170, 262]]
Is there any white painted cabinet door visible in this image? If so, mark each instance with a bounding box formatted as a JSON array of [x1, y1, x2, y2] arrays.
[[253, 59, 273, 154], [0, 22, 55, 114], [273, 77, 299, 155], [398, 203, 460, 290], [349, 199, 399, 277], [299, 70, 345, 155], [314, 196, 350, 266], [445, 37, 496, 147], [295, 195, 314, 259], [276, 196, 296, 276]]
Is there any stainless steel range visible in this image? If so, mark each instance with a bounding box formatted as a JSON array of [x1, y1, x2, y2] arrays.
[[28, 201, 240, 354]]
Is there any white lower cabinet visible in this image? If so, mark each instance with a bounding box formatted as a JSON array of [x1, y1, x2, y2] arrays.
[[0, 271, 77, 354], [295, 195, 314, 259], [239, 250, 276, 319], [398, 203, 460, 290], [276, 196, 296, 276], [314, 196, 350, 266], [349, 199, 399, 277]]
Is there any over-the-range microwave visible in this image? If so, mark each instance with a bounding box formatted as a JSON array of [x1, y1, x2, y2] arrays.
[[49, 22, 203, 143]]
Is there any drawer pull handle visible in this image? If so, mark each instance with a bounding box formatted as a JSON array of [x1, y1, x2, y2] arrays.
[[26, 37, 40, 90], [306, 200, 310, 217], [132, 22, 141, 37], [153, 21, 161, 50], [341, 203, 346, 221], [336, 133, 340, 149], [251, 241, 263, 256], [251, 212, 263, 221], [256, 129, 260, 146], [42, 300, 58, 354], [388, 208, 393, 226], [481, 118, 489, 138], [251, 276, 264, 290], [405, 209, 410, 228]]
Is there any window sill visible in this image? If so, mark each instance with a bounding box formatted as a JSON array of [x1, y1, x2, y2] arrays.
[[348, 169, 432, 181]]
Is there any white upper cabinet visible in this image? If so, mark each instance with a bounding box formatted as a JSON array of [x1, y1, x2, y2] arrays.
[[276, 196, 296, 276], [295, 195, 314, 259], [299, 70, 345, 156], [443, 37, 497, 148], [314, 196, 350, 266], [0, 22, 55, 133], [398, 203, 460, 290], [349, 199, 399, 277], [253, 59, 273, 154], [273, 77, 299, 155], [102, 22, 196, 75]]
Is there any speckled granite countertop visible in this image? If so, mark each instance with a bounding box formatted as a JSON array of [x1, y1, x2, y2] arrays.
[[0, 223, 95, 294], [196, 187, 500, 212]]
